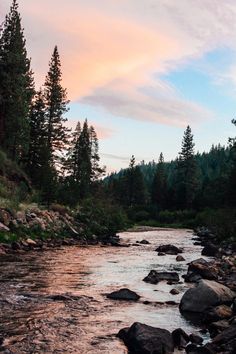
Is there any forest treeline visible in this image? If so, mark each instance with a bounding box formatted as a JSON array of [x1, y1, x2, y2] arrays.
[[0, 1, 105, 207], [0, 1, 235, 241]]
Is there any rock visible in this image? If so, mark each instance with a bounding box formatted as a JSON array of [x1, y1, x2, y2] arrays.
[[180, 279, 236, 313], [176, 255, 185, 262], [156, 244, 182, 255], [11, 241, 21, 250], [189, 333, 203, 345], [185, 258, 218, 281], [0, 209, 11, 226], [16, 211, 26, 224], [139, 239, 150, 245], [205, 324, 236, 353], [143, 270, 179, 284], [172, 328, 189, 348], [186, 343, 211, 353], [208, 320, 230, 338], [117, 322, 174, 354], [170, 288, 180, 295], [107, 288, 140, 301], [183, 273, 202, 283], [233, 299, 236, 314], [0, 222, 9, 232], [202, 243, 219, 257], [25, 238, 37, 246], [158, 252, 166, 256], [204, 305, 233, 323]]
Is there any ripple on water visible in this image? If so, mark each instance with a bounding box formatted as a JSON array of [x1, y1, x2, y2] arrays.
[[0, 229, 209, 353]]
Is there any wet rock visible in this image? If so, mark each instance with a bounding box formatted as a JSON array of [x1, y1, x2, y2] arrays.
[[202, 243, 219, 257], [184, 258, 218, 282], [183, 273, 202, 283], [180, 279, 236, 313], [170, 288, 180, 295], [107, 288, 140, 301], [189, 333, 203, 345], [156, 244, 182, 255], [172, 328, 189, 348], [176, 255, 185, 262], [117, 322, 174, 354], [205, 323, 236, 353], [143, 270, 179, 284], [208, 320, 230, 338], [204, 305, 233, 323], [186, 343, 211, 353], [139, 239, 150, 245]]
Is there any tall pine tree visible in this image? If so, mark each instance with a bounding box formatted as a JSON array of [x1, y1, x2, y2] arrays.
[[152, 152, 167, 209], [44, 46, 69, 165], [176, 125, 199, 209], [27, 89, 47, 186], [228, 119, 236, 206], [0, 0, 34, 161]]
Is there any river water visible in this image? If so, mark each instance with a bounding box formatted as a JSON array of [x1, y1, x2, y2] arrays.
[[0, 229, 207, 353]]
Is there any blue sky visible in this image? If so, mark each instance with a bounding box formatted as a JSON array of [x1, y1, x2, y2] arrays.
[[1, 0, 236, 172]]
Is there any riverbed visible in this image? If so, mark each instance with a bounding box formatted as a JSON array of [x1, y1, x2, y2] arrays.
[[0, 229, 208, 353]]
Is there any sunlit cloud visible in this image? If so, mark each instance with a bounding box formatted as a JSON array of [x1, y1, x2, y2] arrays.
[[1, 0, 236, 126]]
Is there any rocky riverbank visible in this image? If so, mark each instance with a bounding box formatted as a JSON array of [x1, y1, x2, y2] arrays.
[[117, 227, 236, 354], [0, 206, 122, 255]]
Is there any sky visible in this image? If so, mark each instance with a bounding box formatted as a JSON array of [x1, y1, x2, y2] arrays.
[[1, 0, 236, 173]]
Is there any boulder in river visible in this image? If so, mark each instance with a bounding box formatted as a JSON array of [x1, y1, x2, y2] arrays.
[[204, 305, 233, 323], [139, 239, 150, 245], [172, 328, 189, 348], [180, 279, 236, 313], [184, 258, 218, 282], [201, 243, 219, 257], [156, 244, 182, 255], [117, 322, 174, 354], [205, 323, 236, 353], [189, 333, 203, 345], [107, 288, 140, 301], [176, 255, 185, 262], [143, 270, 179, 284]]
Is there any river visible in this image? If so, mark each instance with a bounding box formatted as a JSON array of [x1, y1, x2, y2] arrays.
[[0, 228, 208, 353]]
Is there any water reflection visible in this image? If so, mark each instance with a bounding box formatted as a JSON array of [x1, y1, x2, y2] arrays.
[[0, 229, 206, 353]]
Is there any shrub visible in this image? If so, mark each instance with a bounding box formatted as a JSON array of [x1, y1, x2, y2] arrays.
[[76, 198, 129, 239]]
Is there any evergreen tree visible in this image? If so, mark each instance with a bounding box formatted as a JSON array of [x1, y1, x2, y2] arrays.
[[176, 125, 199, 209], [89, 125, 105, 181], [122, 156, 147, 206], [0, 0, 34, 161], [228, 119, 236, 206], [63, 119, 105, 200], [44, 46, 69, 164], [151, 152, 167, 209], [27, 89, 47, 186]]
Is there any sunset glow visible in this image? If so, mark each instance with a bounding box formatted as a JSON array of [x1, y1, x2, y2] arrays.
[[1, 0, 236, 171]]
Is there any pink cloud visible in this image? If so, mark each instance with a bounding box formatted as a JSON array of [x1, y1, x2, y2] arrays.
[[1, 0, 236, 126]]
